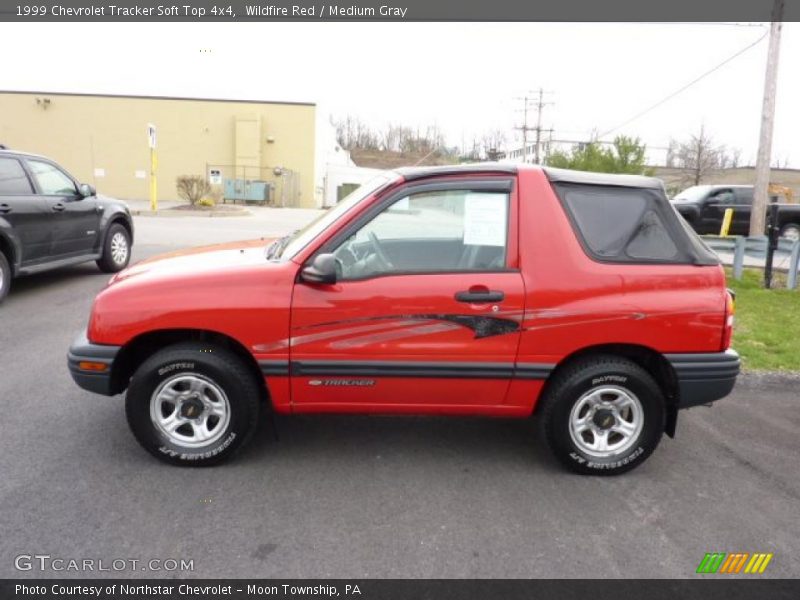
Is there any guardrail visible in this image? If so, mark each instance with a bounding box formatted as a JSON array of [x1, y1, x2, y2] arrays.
[[701, 235, 800, 289]]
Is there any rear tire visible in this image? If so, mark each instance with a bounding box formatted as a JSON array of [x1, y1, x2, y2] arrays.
[[125, 343, 262, 466], [0, 251, 10, 303], [97, 223, 131, 273], [538, 356, 665, 475]]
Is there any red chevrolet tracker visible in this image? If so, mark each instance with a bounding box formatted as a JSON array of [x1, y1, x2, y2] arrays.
[[68, 165, 738, 474]]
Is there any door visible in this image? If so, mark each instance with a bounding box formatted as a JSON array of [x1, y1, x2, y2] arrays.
[[25, 158, 100, 257], [0, 156, 51, 264], [701, 188, 734, 234], [731, 188, 753, 235], [289, 179, 525, 411]]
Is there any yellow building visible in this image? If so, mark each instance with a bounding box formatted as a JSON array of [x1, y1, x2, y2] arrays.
[[0, 91, 319, 207]]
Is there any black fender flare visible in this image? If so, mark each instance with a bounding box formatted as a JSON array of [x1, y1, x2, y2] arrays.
[[96, 207, 134, 252], [0, 223, 23, 275]]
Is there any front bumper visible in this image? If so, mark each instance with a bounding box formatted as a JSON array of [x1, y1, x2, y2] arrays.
[[666, 349, 740, 409], [67, 332, 122, 396]]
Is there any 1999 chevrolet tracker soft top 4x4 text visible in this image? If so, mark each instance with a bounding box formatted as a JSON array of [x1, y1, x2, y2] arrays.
[[68, 164, 739, 474]]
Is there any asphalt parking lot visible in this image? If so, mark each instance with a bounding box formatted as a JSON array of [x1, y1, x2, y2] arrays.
[[1, 210, 799, 579]]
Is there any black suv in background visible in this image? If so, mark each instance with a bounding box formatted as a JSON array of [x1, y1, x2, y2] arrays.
[[671, 184, 800, 241], [0, 149, 134, 302]]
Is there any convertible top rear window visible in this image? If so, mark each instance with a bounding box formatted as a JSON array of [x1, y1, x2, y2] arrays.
[[553, 182, 718, 265]]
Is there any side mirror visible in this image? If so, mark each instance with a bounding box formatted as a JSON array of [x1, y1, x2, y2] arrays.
[[78, 183, 96, 198], [300, 253, 337, 284]]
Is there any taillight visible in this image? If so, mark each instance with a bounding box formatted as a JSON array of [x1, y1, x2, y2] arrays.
[[721, 288, 735, 350]]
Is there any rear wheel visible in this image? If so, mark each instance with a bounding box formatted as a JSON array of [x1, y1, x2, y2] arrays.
[[538, 356, 665, 475], [0, 251, 10, 303], [125, 343, 262, 466], [97, 223, 131, 273]]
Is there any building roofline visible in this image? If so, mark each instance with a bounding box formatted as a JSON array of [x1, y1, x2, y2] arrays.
[[0, 89, 316, 107]]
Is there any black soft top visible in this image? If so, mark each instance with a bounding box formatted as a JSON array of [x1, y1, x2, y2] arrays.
[[545, 169, 719, 266], [395, 163, 517, 182], [543, 166, 664, 190]]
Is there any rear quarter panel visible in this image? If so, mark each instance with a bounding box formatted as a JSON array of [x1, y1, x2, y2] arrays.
[[516, 168, 727, 377]]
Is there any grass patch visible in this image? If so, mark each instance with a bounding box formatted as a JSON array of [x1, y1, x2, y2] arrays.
[[726, 268, 800, 371]]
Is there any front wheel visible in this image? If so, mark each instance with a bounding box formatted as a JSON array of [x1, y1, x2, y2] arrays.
[[97, 223, 131, 273], [125, 343, 262, 466], [0, 251, 11, 303], [538, 356, 665, 475]]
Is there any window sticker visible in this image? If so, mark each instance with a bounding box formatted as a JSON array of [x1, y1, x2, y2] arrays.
[[463, 193, 507, 247]]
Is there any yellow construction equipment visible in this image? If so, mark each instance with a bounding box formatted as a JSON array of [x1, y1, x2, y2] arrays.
[[769, 183, 795, 204]]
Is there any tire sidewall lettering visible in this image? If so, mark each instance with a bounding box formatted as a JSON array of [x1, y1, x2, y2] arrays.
[[157, 431, 237, 461], [570, 446, 645, 470], [591, 374, 628, 386], [157, 362, 195, 376]]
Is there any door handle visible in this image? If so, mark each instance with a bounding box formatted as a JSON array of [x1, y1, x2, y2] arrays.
[[0, 204, 10, 214], [455, 289, 505, 303], [52, 203, 65, 212]]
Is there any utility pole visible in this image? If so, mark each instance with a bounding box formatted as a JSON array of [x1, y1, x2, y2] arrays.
[[515, 95, 532, 163], [515, 88, 553, 164], [750, 0, 784, 236], [533, 88, 546, 164]]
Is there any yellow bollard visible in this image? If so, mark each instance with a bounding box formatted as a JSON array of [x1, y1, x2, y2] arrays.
[[147, 123, 158, 212], [149, 147, 158, 212], [720, 208, 733, 236]]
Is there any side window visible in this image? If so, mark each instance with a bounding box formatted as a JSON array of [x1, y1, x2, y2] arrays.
[[734, 188, 753, 205], [0, 157, 33, 195], [710, 189, 735, 205], [27, 160, 77, 195], [558, 184, 680, 262], [333, 189, 509, 280]]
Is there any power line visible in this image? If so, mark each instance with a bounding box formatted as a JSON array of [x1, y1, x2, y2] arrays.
[[599, 29, 769, 138]]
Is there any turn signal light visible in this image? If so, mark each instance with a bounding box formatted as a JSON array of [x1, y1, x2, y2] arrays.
[[78, 361, 108, 372]]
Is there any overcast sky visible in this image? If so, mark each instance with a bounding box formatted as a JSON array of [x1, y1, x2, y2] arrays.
[[2, 22, 798, 166]]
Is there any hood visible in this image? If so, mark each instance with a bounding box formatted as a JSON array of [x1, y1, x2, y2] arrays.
[[109, 238, 276, 285]]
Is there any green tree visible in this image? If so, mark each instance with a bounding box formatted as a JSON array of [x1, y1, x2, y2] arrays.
[[546, 135, 654, 175]]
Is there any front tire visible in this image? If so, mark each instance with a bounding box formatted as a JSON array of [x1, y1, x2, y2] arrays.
[[538, 356, 665, 475], [125, 343, 262, 466], [97, 223, 131, 273], [0, 251, 11, 303]]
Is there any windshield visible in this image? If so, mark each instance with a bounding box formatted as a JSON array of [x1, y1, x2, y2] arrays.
[[673, 186, 711, 202], [277, 173, 395, 260]]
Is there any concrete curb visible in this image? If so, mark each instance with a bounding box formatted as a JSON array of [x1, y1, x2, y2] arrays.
[[738, 369, 800, 388], [131, 208, 252, 218]]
